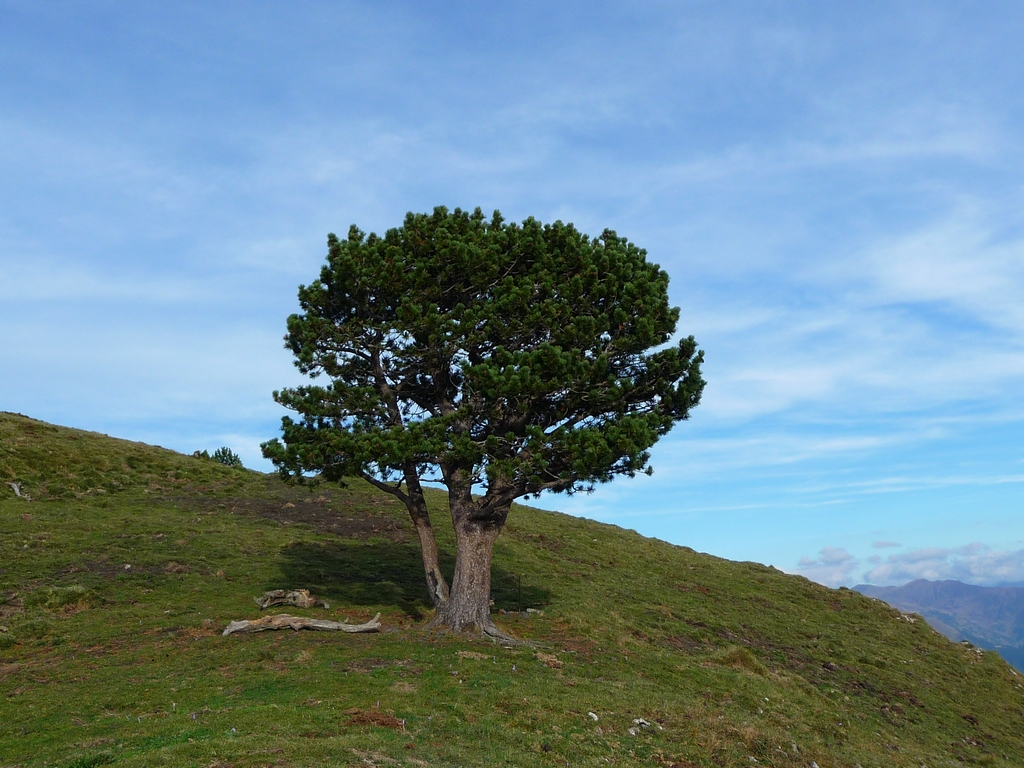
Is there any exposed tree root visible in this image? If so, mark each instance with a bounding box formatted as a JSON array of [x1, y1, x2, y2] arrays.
[[423, 613, 530, 646], [480, 621, 530, 646], [222, 612, 381, 636]]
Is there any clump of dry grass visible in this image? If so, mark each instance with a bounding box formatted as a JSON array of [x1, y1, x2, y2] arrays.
[[710, 645, 768, 675]]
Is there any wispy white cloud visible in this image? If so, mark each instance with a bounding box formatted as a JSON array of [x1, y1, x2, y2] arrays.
[[0, 255, 210, 303], [652, 432, 897, 478], [793, 547, 858, 587], [792, 542, 1024, 589], [652, 114, 994, 190], [678, 215, 1024, 425], [863, 544, 1024, 587], [831, 473, 1024, 495], [0, 315, 301, 423], [868, 217, 1024, 333]]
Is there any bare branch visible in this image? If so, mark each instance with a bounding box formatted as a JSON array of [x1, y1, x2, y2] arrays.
[[222, 613, 381, 636], [359, 471, 409, 503]]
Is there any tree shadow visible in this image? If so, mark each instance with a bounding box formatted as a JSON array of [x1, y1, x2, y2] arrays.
[[276, 540, 551, 621]]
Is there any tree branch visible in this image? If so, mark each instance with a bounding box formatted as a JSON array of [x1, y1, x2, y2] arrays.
[[359, 471, 409, 503]]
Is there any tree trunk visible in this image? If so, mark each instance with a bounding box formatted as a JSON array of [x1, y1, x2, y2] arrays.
[[434, 521, 500, 633], [413, 515, 449, 607], [431, 488, 513, 640], [404, 471, 450, 608]]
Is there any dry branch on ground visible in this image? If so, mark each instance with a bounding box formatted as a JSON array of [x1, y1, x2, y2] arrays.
[[222, 613, 381, 636], [254, 589, 329, 609]]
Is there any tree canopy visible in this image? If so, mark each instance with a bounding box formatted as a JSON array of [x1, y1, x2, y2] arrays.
[[262, 206, 704, 636]]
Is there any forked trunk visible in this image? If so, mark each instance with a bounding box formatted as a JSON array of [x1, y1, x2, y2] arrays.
[[403, 472, 450, 607], [413, 516, 449, 607]]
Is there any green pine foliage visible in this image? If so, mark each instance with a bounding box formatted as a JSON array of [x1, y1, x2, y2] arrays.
[[262, 206, 704, 498], [212, 447, 243, 468], [192, 448, 244, 468]]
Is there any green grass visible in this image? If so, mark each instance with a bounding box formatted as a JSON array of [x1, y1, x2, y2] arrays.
[[2, 411, 1024, 767]]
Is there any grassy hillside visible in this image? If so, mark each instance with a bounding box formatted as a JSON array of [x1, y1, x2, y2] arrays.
[[855, 580, 1024, 673], [2, 412, 1023, 767]]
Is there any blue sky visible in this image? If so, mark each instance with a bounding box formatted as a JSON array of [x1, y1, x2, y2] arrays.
[[2, 1, 1023, 587]]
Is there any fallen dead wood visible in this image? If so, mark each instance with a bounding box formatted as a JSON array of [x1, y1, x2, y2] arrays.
[[6, 482, 30, 501], [254, 589, 329, 609], [222, 613, 381, 636]]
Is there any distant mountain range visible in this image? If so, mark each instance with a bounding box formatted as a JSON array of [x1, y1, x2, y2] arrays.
[[854, 579, 1024, 671]]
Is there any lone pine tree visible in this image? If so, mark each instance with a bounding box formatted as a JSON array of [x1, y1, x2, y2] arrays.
[[262, 206, 704, 638]]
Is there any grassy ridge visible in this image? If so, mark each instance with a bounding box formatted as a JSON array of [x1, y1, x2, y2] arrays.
[[1, 412, 1023, 767]]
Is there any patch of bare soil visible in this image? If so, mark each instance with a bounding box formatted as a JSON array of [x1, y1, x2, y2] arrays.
[[345, 708, 405, 729], [662, 634, 707, 653], [546, 619, 599, 661], [189, 494, 411, 542]]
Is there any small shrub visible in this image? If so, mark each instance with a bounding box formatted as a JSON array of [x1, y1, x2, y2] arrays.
[[125, 454, 147, 469], [65, 752, 116, 768], [194, 447, 244, 467], [18, 618, 53, 639], [45, 585, 89, 610], [51, 484, 77, 499], [712, 645, 767, 675], [0, 632, 16, 649], [25, 585, 89, 611], [212, 447, 243, 468]]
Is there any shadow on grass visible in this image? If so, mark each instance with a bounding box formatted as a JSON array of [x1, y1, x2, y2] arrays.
[[277, 541, 551, 621]]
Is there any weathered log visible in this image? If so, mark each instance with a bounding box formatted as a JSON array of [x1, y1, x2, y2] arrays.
[[222, 613, 381, 636], [254, 589, 329, 609]]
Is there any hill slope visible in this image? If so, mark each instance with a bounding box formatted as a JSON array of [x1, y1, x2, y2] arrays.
[[2, 412, 1024, 767], [855, 580, 1024, 672]]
